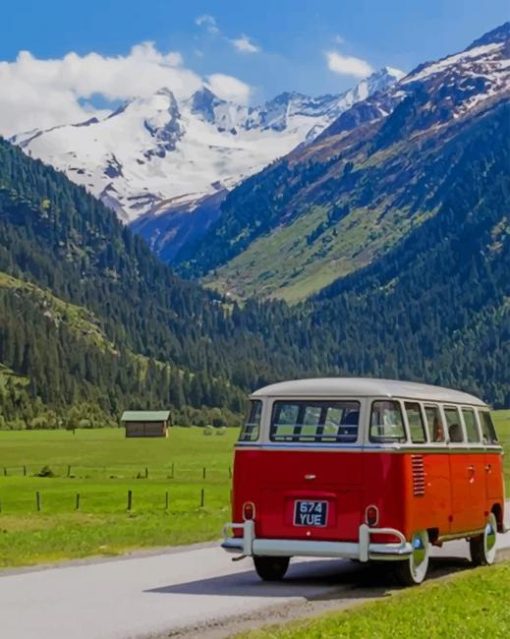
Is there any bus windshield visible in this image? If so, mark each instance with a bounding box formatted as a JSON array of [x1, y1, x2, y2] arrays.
[[270, 400, 360, 443]]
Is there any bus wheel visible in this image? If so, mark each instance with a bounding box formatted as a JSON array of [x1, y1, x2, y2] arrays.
[[394, 530, 430, 586], [253, 556, 290, 581], [470, 513, 498, 566]]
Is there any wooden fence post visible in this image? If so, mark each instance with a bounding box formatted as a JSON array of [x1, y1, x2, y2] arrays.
[[171, 463, 175, 479], [23, 465, 27, 477], [228, 466, 232, 479], [36, 491, 41, 512], [165, 491, 169, 510], [145, 467, 149, 479], [75, 493, 81, 511], [67, 465, 71, 478], [127, 489, 133, 511], [200, 488, 205, 507], [202, 467, 206, 480]]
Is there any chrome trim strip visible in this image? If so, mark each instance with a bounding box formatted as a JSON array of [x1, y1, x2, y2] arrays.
[[234, 444, 503, 454], [437, 527, 486, 543]]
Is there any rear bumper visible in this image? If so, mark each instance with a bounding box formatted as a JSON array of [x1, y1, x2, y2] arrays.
[[222, 521, 413, 562]]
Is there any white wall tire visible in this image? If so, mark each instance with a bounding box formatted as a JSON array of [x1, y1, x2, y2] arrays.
[[394, 530, 430, 586], [470, 512, 498, 566]]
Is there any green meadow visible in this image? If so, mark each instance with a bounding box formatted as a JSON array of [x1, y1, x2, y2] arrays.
[[0, 411, 508, 568], [0, 427, 237, 567]]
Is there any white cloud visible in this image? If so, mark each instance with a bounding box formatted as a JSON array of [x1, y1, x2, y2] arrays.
[[231, 35, 260, 54], [207, 73, 251, 104], [334, 35, 345, 45], [195, 14, 220, 35], [0, 43, 251, 136], [325, 50, 373, 78]]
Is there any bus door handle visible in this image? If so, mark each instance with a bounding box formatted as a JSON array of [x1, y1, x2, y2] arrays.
[[484, 464, 492, 474], [467, 465, 475, 481], [304, 474, 317, 481]]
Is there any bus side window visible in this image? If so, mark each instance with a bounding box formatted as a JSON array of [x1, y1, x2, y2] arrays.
[[462, 408, 480, 443], [370, 401, 406, 443], [404, 402, 427, 443], [424, 405, 445, 442], [444, 407, 464, 443], [478, 411, 499, 444]]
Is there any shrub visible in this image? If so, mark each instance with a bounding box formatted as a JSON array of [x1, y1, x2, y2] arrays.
[[35, 465, 55, 478]]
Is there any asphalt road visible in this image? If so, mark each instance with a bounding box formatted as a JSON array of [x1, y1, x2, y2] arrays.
[[1, 523, 509, 639]]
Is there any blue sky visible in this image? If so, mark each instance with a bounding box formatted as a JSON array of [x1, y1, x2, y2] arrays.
[[3, 0, 508, 100], [0, 1, 507, 136]]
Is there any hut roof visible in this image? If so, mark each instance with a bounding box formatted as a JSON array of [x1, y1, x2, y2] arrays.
[[121, 411, 170, 422]]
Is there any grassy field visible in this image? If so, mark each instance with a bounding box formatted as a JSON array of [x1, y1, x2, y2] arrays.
[[0, 427, 237, 567], [236, 562, 510, 639], [0, 411, 508, 569]]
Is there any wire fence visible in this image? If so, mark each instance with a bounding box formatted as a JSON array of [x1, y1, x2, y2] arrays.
[[0, 463, 232, 481], [0, 487, 213, 514], [0, 463, 233, 514]]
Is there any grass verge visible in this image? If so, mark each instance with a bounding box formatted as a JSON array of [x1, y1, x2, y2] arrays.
[[236, 562, 510, 639]]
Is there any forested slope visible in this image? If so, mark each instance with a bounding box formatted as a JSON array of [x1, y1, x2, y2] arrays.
[[0, 138, 302, 425], [0, 97, 509, 427]]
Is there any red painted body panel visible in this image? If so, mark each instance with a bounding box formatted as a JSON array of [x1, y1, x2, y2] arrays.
[[231, 447, 505, 542]]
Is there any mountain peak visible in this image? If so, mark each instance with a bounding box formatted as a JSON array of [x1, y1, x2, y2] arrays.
[[154, 86, 178, 100], [189, 86, 225, 121], [467, 22, 510, 50], [377, 66, 405, 80]]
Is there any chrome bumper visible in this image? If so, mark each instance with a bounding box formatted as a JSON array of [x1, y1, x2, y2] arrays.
[[222, 521, 413, 562]]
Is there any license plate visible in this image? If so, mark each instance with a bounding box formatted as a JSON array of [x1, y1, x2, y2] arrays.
[[293, 500, 328, 527]]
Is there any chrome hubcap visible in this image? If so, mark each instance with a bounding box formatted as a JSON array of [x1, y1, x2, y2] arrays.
[[485, 514, 497, 561], [412, 537, 426, 567], [410, 531, 429, 581]]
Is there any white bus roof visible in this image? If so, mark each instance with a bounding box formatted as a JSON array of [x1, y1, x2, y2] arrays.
[[251, 378, 488, 407]]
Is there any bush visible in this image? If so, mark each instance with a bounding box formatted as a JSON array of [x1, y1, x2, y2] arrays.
[[203, 425, 214, 436], [215, 427, 227, 436], [35, 465, 56, 478]]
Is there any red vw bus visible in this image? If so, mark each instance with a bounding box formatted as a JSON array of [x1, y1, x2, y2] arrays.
[[222, 378, 506, 585]]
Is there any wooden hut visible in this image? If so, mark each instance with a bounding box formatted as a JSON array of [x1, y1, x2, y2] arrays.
[[121, 411, 171, 438]]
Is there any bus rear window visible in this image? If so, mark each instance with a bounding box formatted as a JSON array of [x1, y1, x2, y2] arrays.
[[370, 401, 406, 443], [270, 400, 360, 443], [239, 400, 262, 442]]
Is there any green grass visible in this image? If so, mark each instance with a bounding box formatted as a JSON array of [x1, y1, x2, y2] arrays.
[[236, 562, 510, 639], [0, 427, 237, 567]]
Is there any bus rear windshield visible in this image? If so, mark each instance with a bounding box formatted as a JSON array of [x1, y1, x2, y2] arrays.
[[270, 400, 360, 443]]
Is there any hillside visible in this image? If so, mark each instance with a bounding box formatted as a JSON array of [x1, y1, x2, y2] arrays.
[[177, 24, 510, 302], [0, 137, 307, 425], [0, 125, 509, 422]]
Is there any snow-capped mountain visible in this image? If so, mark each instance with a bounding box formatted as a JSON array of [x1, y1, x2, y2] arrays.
[[11, 67, 403, 224], [173, 23, 510, 296], [322, 23, 510, 141]]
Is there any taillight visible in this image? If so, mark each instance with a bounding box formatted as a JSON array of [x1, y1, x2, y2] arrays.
[[365, 505, 379, 527], [242, 501, 256, 520]]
